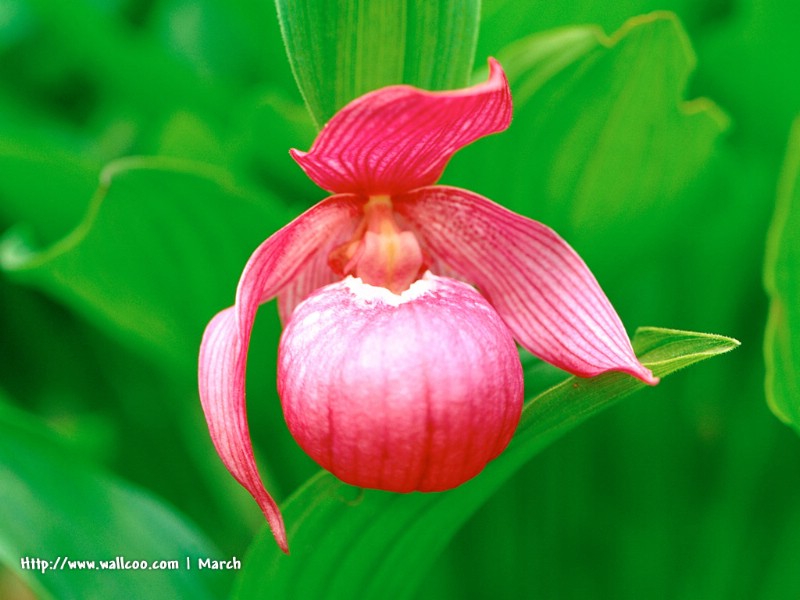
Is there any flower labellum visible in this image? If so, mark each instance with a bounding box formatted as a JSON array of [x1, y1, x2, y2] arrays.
[[279, 273, 523, 493], [198, 59, 658, 554]]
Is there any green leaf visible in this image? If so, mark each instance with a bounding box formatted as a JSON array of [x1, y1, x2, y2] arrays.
[[233, 327, 739, 600], [275, 0, 480, 127], [477, 0, 700, 60], [697, 0, 800, 147], [0, 397, 226, 600], [155, 111, 227, 167], [0, 157, 294, 370], [0, 141, 97, 245], [764, 116, 800, 430], [445, 12, 728, 249]]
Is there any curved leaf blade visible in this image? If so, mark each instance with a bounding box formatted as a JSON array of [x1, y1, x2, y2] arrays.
[[445, 13, 728, 247], [275, 0, 480, 127], [0, 157, 294, 370], [0, 398, 225, 600], [764, 116, 800, 429], [233, 327, 738, 600]]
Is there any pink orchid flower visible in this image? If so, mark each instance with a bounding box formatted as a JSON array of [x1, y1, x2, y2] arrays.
[[198, 58, 657, 553]]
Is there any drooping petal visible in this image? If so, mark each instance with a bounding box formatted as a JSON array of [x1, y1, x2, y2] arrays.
[[395, 187, 658, 384], [199, 307, 287, 549], [198, 195, 361, 553], [290, 58, 512, 196]]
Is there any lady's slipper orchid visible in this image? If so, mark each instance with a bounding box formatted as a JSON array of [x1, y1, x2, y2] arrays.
[[198, 59, 657, 553]]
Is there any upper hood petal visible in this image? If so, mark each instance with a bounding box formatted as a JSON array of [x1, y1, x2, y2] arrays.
[[291, 58, 512, 195], [395, 186, 658, 385], [198, 194, 361, 553]]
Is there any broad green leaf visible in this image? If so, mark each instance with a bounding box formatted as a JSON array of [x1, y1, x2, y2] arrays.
[[0, 141, 97, 244], [764, 116, 800, 430], [275, 0, 480, 127], [233, 327, 738, 600], [0, 156, 321, 522], [155, 111, 227, 167], [0, 157, 294, 369], [697, 0, 800, 147], [0, 279, 259, 551], [0, 397, 226, 600], [478, 0, 700, 59], [445, 13, 728, 250]]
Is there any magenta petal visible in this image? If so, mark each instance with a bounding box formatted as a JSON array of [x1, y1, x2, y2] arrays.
[[198, 195, 361, 553], [276, 212, 360, 324], [199, 308, 288, 551], [278, 274, 523, 492], [275, 247, 338, 325], [291, 58, 512, 195], [396, 187, 658, 385]]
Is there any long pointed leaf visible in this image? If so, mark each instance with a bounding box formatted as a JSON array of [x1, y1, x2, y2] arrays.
[[764, 116, 800, 429], [275, 0, 480, 126], [233, 327, 738, 599]]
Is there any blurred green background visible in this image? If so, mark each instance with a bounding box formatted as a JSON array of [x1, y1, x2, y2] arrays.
[[0, 0, 798, 598]]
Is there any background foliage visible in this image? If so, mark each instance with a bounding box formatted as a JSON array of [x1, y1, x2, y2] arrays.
[[0, 0, 797, 598]]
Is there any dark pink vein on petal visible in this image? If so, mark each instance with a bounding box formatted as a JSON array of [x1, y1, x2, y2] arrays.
[[291, 59, 512, 195], [396, 187, 658, 384], [198, 194, 362, 554]]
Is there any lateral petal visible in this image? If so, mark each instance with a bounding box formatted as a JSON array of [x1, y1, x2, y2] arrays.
[[198, 194, 361, 553], [396, 187, 658, 384], [276, 214, 360, 324], [291, 58, 512, 195]]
